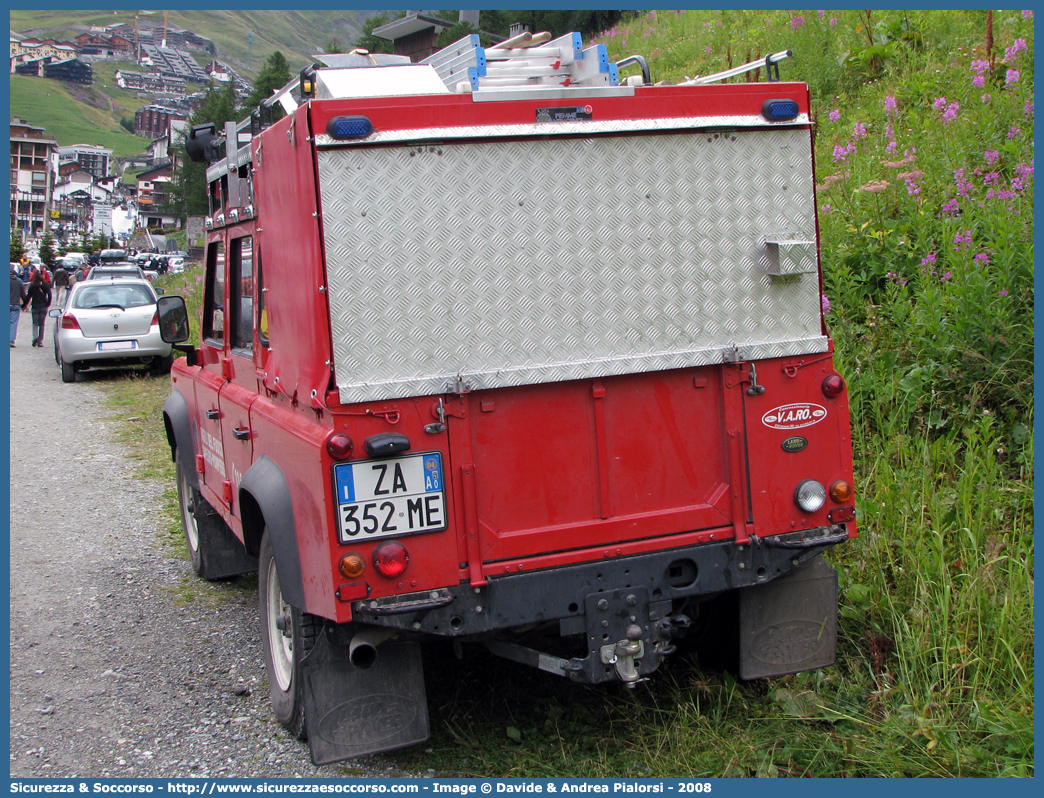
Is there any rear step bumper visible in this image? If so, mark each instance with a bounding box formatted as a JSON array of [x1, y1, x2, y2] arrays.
[[353, 525, 849, 639]]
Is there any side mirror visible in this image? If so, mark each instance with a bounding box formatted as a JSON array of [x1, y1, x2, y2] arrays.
[[47, 308, 61, 318], [157, 295, 190, 344]]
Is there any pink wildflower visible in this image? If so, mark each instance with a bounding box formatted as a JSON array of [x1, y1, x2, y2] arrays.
[[974, 253, 990, 267], [984, 150, 1000, 165], [942, 102, 960, 122], [1008, 126, 1022, 139], [1004, 38, 1028, 62], [933, 96, 947, 111], [829, 17, 837, 27], [998, 290, 1009, 297], [884, 95, 897, 116], [792, 16, 806, 29], [972, 75, 986, 88], [829, 109, 841, 122], [982, 94, 992, 104], [1023, 11, 1033, 19], [1006, 69, 1020, 85], [971, 58, 990, 75], [941, 199, 960, 216], [853, 122, 867, 139], [821, 294, 831, 313]]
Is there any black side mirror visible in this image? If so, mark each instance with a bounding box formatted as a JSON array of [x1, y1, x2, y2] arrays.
[[157, 295, 190, 344]]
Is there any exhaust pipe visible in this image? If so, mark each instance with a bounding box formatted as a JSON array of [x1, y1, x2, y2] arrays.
[[348, 627, 396, 669]]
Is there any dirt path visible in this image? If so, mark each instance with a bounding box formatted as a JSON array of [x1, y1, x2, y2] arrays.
[[8, 309, 414, 778]]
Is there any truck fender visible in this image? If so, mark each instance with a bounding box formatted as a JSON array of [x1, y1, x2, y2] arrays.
[[239, 456, 305, 610], [162, 390, 198, 491]]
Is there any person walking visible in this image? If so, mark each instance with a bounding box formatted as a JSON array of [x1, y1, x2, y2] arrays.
[[21, 270, 52, 348], [10, 263, 26, 347], [53, 263, 69, 305]]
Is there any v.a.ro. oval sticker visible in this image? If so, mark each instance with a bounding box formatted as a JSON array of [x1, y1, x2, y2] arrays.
[[762, 403, 827, 430]]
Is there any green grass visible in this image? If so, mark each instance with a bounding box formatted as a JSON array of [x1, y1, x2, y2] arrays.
[[96, 9, 1033, 778]]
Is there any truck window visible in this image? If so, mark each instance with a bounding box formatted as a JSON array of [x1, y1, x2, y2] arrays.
[[203, 241, 225, 344], [230, 235, 254, 353]]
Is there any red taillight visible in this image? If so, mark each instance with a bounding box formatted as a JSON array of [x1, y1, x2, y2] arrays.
[[372, 542, 408, 578], [150, 310, 159, 327], [326, 433, 354, 460], [60, 313, 80, 330], [822, 374, 846, 398]]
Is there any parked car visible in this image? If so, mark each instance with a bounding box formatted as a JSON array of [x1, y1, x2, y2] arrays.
[[168, 257, 187, 273], [48, 278, 173, 382], [87, 265, 147, 281]]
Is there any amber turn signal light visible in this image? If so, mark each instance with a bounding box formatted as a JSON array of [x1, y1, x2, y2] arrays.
[[339, 553, 366, 579], [830, 479, 853, 503]]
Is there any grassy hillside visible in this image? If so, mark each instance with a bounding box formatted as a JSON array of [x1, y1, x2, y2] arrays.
[[10, 74, 151, 156], [9, 9, 379, 76]]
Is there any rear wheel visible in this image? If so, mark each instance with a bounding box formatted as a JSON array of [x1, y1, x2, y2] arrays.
[[259, 532, 319, 740], [175, 448, 233, 580], [59, 353, 76, 383]]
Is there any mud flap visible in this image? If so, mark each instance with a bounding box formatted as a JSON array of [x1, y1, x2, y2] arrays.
[[196, 504, 259, 579], [300, 625, 429, 765], [738, 555, 838, 680]]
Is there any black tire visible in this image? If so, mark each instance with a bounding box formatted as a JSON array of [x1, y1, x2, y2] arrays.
[[259, 533, 320, 740], [60, 352, 76, 383], [175, 448, 232, 580]]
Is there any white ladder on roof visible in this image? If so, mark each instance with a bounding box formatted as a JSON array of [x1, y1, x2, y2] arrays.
[[422, 31, 619, 93]]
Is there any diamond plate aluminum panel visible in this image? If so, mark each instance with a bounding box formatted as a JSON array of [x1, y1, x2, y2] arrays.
[[318, 128, 825, 404]]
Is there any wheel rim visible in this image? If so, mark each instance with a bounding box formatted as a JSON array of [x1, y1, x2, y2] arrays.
[[178, 464, 200, 553], [266, 557, 294, 692]]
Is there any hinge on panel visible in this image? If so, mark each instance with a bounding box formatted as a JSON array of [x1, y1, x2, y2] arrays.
[[446, 372, 472, 395]]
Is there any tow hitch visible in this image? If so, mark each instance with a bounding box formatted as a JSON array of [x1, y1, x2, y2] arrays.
[[600, 625, 646, 687]]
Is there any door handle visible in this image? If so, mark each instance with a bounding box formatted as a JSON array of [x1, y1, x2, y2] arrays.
[[206, 409, 220, 420], [232, 427, 250, 441]]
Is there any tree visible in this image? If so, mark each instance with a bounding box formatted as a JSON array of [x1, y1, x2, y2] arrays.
[[38, 231, 58, 269], [324, 37, 345, 54], [10, 235, 25, 264], [352, 12, 395, 54], [165, 80, 239, 219], [241, 51, 292, 114]]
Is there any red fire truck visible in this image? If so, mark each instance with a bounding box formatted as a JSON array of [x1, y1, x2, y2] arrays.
[[158, 32, 856, 765]]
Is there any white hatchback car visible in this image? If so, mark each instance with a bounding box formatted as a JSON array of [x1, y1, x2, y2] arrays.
[[49, 278, 174, 382]]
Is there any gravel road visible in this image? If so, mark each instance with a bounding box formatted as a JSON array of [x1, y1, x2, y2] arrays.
[[8, 310, 424, 779]]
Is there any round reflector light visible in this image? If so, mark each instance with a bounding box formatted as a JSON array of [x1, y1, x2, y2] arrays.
[[339, 552, 365, 579], [794, 479, 827, 513], [326, 433, 354, 460], [822, 374, 846, 398], [373, 542, 409, 578]]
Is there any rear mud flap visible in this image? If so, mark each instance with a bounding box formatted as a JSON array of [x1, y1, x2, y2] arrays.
[[738, 555, 838, 680], [300, 626, 429, 765]]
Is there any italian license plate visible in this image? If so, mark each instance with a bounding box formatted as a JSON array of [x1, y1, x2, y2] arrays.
[[333, 452, 446, 543], [98, 340, 136, 351]]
